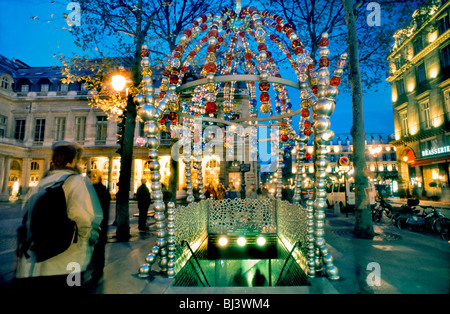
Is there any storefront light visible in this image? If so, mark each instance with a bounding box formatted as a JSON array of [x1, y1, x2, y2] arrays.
[[237, 237, 246, 247]]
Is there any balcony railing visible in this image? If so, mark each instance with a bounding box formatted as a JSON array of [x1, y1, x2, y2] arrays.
[[391, 113, 449, 144]]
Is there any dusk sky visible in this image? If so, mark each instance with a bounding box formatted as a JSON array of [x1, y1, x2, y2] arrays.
[[0, 0, 395, 136]]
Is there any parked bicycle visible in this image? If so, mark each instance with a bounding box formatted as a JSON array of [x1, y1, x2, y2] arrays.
[[394, 203, 449, 241], [372, 195, 395, 223]]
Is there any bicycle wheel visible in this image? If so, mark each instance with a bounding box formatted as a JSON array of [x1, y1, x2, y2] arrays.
[[434, 218, 449, 241]]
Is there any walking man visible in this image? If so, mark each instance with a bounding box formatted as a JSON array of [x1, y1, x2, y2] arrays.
[[136, 179, 151, 231]]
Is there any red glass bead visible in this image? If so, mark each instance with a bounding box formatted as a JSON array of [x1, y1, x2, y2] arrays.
[[245, 52, 253, 60], [207, 45, 217, 53], [294, 47, 303, 55], [208, 29, 218, 38], [281, 134, 288, 142], [183, 28, 192, 37], [270, 34, 277, 41], [301, 108, 310, 117], [205, 62, 217, 73], [312, 85, 318, 94], [304, 128, 312, 136], [319, 38, 329, 47], [304, 120, 311, 128], [189, 51, 197, 57], [330, 77, 341, 86], [205, 102, 217, 114], [168, 112, 177, 121], [260, 92, 270, 102], [319, 57, 330, 67], [291, 39, 301, 48], [200, 14, 207, 23], [305, 152, 312, 160], [169, 74, 178, 84], [259, 81, 270, 91], [180, 66, 188, 73], [200, 24, 208, 31], [276, 25, 282, 32], [258, 43, 267, 51], [163, 70, 171, 77], [159, 91, 166, 98], [308, 64, 315, 71]]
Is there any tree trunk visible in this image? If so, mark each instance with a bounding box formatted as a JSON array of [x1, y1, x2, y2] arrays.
[[115, 34, 144, 240], [342, 0, 374, 239], [115, 94, 136, 240]]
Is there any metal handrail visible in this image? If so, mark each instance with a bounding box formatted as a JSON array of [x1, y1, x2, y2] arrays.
[[180, 240, 210, 287], [276, 241, 301, 286]]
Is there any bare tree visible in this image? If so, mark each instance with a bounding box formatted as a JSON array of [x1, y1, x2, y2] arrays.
[[61, 0, 227, 240]]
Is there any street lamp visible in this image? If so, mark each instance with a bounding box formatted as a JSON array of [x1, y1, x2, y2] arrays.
[[111, 74, 127, 92], [369, 146, 382, 183]]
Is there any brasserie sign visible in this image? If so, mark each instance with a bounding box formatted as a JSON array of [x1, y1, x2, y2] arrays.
[[421, 145, 450, 157]]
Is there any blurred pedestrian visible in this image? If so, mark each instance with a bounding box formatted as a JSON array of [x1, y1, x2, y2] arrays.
[[252, 268, 267, 286], [136, 179, 151, 231], [247, 184, 258, 199], [216, 183, 226, 200], [87, 169, 110, 282], [14, 141, 102, 293]]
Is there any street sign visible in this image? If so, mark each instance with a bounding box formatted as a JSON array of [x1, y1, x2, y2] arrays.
[[240, 163, 251, 172], [339, 156, 350, 167]]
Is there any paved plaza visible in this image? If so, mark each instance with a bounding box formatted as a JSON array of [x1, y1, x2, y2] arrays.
[[0, 199, 449, 295]]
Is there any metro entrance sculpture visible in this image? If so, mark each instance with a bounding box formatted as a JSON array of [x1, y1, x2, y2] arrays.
[[136, 4, 347, 282]]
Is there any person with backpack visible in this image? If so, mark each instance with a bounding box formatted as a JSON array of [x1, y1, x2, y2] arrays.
[[13, 141, 102, 293]]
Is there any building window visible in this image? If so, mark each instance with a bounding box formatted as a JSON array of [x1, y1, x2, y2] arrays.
[[60, 83, 69, 92], [30, 161, 39, 171], [413, 37, 423, 55], [75, 116, 86, 141], [417, 63, 426, 84], [1, 77, 9, 89], [390, 153, 397, 161], [96, 116, 108, 142], [55, 117, 66, 141], [0, 115, 7, 138], [444, 89, 450, 114], [14, 118, 26, 141], [395, 56, 404, 70], [160, 132, 171, 146], [21, 84, 29, 92], [439, 14, 450, 35], [442, 44, 450, 69], [400, 110, 408, 137], [396, 78, 405, 96], [40, 84, 49, 92], [420, 101, 431, 129], [34, 118, 46, 143]]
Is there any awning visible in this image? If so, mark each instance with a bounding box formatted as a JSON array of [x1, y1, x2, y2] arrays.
[[410, 155, 450, 167]]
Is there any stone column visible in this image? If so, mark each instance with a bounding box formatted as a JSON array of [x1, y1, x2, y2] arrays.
[[108, 156, 113, 192], [21, 157, 31, 194], [0, 156, 5, 193], [0, 156, 11, 201]]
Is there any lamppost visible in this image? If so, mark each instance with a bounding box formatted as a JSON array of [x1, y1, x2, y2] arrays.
[[369, 145, 382, 184]]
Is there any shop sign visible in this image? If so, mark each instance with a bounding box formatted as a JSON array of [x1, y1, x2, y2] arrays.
[[421, 145, 450, 157]]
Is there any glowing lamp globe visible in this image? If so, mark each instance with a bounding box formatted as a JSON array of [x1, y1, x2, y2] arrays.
[[111, 75, 126, 91]]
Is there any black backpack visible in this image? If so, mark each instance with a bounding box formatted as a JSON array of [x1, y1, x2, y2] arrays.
[[17, 174, 78, 263]]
